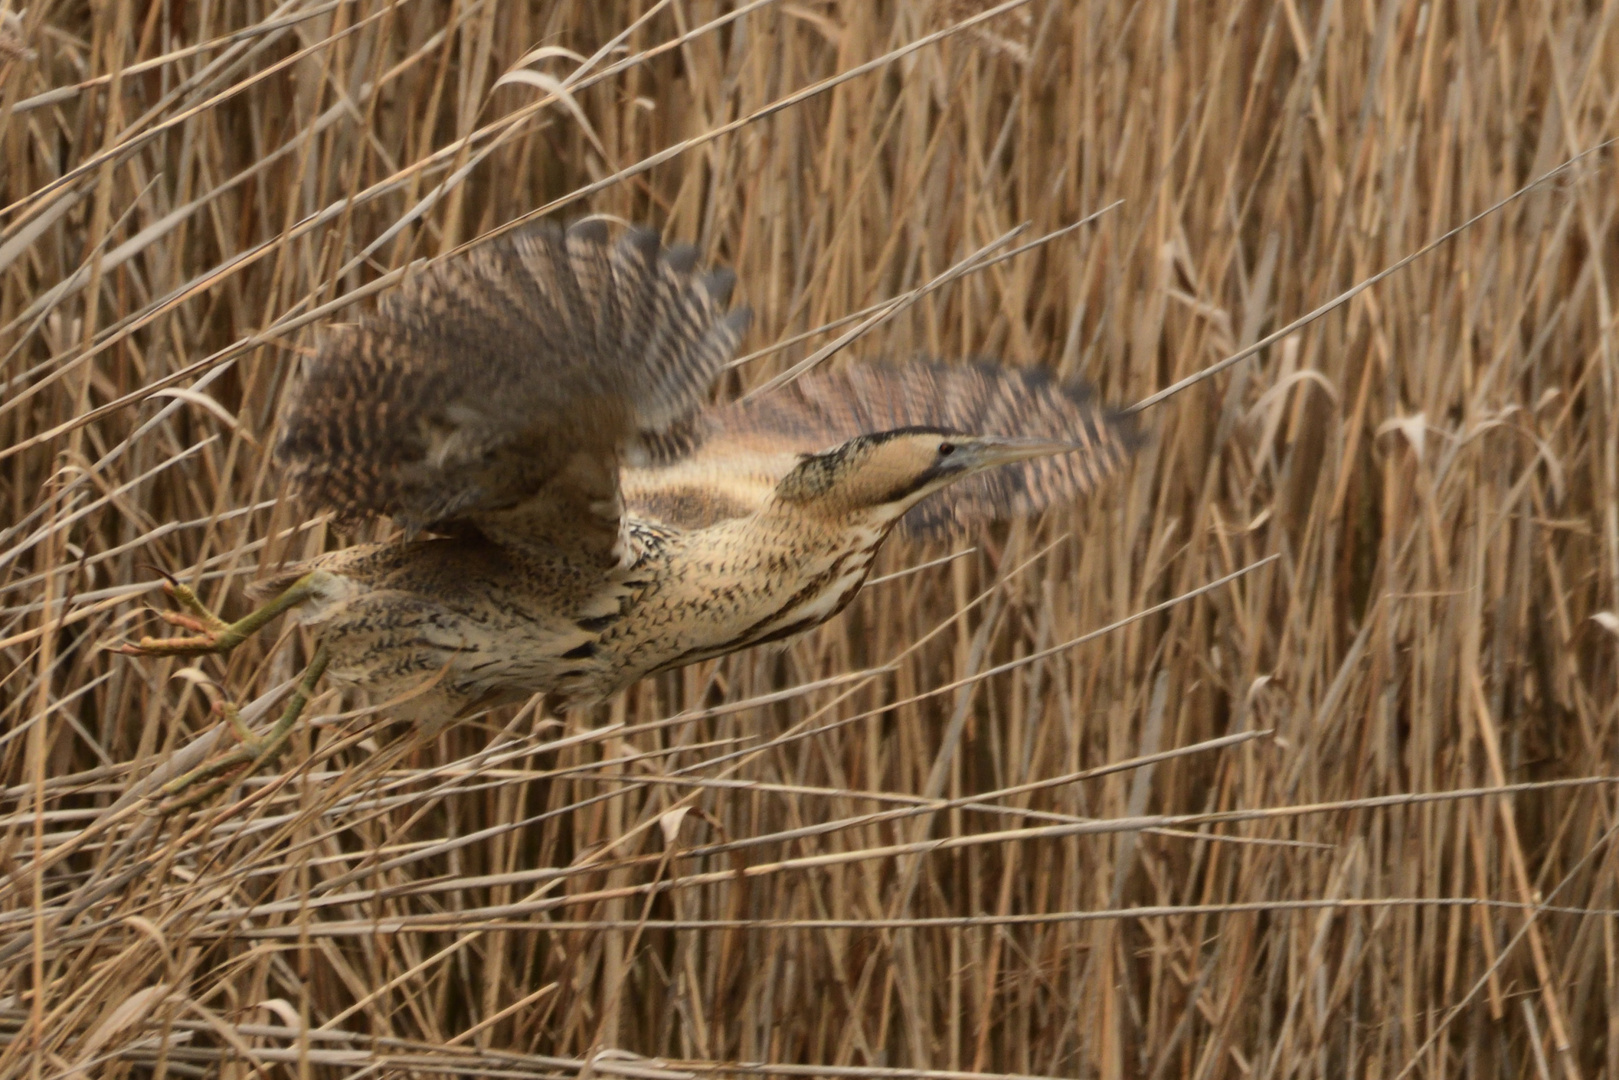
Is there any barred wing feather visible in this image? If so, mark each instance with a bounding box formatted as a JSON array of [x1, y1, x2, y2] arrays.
[[276, 221, 750, 564]]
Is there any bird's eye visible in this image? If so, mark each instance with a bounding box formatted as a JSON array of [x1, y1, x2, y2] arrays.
[[938, 442, 956, 457]]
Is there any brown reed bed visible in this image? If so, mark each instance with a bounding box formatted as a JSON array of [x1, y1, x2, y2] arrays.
[[1, 2, 1616, 1077]]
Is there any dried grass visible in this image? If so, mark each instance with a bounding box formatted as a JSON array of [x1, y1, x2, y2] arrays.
[[2, 1, 1617, 1077]]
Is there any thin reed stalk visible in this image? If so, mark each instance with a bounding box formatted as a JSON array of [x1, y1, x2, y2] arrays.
[[1, 2, 1616, 1077]]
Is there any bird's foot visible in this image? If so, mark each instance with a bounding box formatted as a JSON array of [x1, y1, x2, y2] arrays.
[[153, 644, 332, 814], [113, 571, 326, 658], [113, 580, 244, 657], [155, 699, 277, 812]]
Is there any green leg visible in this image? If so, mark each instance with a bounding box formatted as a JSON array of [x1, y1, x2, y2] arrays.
[[115, 572, 325, 658], [158, 644, 333, 813]]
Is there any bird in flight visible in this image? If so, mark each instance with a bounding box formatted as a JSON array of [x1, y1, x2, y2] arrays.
[[118, 221, 1139, 801]]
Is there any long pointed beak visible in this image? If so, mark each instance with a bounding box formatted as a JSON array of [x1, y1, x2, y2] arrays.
[[951, 434, 1086, 473]]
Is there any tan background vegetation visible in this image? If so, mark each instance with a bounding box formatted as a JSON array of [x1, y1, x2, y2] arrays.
[[1, 1, 1617, 1077]]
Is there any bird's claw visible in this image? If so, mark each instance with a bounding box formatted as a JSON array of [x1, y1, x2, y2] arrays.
[[113, 581, 238, 657], [154, 759, 256, 814], [152, 700, 274, 813], [147, 644, 332, 815]]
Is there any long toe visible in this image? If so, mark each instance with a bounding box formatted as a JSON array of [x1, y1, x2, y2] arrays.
[[122, 633, 227, 657], [155, 610, 218, 634], [156, 764, 254, 814], [156, 746, 258, 809], [164, 582, 229, 629]]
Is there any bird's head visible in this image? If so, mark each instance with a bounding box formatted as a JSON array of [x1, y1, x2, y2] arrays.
[[774, 427, 1087, 524]]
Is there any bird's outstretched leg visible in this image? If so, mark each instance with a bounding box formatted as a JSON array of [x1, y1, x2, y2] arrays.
[[157, 644, 332, 812], [114, 572, 324, 658]]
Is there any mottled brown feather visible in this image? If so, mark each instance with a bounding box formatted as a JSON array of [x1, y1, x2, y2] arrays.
[[144, 237, 1143, 718], [625, 362, 1141, 536], [276, 220, 750, 563]]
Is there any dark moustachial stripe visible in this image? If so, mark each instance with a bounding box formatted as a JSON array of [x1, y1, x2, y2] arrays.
[[876, 462, 951, 508]]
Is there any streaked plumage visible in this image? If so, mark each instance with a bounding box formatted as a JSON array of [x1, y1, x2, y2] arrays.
[[124, 220, 1140, 729]]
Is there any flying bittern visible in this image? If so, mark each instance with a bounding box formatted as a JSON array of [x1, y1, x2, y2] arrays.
[[118, 221, 1139, 799]]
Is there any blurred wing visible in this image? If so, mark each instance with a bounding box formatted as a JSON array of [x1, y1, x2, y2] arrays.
[[276, 221, 750, 565], [623, 361, 1141, 536]]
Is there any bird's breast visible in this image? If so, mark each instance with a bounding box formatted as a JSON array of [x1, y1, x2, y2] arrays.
[[602, 517, 888, 684], [743, 535, 881, 646]]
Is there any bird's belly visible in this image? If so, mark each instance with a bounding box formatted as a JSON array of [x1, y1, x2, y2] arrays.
[[281, 523, 890, 718], [289, 554, 619, 722]]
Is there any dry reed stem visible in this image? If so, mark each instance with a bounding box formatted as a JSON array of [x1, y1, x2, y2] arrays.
[[2, 2, 1617, 1078]]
